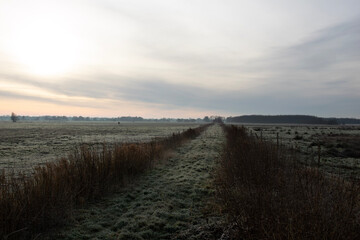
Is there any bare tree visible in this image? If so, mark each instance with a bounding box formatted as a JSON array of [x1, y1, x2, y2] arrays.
[[11, 112, 18, 122]]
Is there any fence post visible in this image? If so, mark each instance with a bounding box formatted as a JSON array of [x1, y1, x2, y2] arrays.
[[317, 145, 321, 167]]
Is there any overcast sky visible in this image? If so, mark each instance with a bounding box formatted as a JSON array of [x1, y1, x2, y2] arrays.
[[0, 0, 359, 118]]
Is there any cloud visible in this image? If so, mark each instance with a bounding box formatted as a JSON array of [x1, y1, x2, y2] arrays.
[[241, 18, 360, 97], [0, 17, 360, 117], [2, 70, 356, 118], [281, 18, 360, 70]]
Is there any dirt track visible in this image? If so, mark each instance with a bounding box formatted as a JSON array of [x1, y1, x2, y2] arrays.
[[46, 125, 225, 240]]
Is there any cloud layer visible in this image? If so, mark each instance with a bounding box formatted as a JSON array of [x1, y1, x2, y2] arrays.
[[0, 1, 360, 117]]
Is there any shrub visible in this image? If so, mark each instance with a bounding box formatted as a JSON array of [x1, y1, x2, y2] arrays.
[[294, 135, 303, 140]]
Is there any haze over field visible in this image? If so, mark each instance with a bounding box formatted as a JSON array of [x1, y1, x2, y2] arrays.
[[0, 0, 359, 118]]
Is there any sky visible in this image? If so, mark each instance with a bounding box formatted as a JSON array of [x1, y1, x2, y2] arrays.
[[0, 0, 359, 118]]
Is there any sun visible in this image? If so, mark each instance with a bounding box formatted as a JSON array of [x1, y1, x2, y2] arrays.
[[2, 2, 82, 77], [12, 29, 80, 76]]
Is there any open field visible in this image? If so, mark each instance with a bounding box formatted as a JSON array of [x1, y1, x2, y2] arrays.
[[0, 124, 210, 238], [242, 124, 360, 179], [1, 122, 359, 239], [216, 124, 360, 239], [0, 121, 200, 174], [43, 125, 225, 240]]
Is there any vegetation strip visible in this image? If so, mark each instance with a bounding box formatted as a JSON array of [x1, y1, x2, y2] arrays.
[[42, 124, 225, 239], [0, 124, 210, 239], [215, 124, 360, 240], [0, 122, 203, 175]]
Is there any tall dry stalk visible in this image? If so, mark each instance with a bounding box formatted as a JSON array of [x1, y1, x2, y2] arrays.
[[216, 125, 360, 240], [0, 124, 211, 239]]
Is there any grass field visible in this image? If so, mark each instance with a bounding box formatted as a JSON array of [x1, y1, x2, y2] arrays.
[[0, 121, 199, 174], [244, 124, 360, 179], [1, 122, 359, 239], [0, 123, 209, 239], [43, 125, 225, 240]]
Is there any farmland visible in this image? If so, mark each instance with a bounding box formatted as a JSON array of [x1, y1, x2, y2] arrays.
[[43, 125, 225, 239], [0, 121, 199, 174], [0, 122, 210, 239], [244, 124, 360, 180], [3, 121, 358, 179], [0, 121, 359, 239]]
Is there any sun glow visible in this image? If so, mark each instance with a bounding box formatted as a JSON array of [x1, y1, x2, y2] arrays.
[[1, 1, 83, 77]]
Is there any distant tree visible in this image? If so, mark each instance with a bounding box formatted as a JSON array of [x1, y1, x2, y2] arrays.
[[203, 116, 210, 122], [11, 112, 18, 122], [213, 117, 224, 124], [73, 116, 85, 121]]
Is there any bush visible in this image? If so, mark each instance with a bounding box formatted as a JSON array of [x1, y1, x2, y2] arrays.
[[294, 135, 303, 140]]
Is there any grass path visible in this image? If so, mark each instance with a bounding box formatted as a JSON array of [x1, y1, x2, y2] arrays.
[[47, 125, 225, 240]]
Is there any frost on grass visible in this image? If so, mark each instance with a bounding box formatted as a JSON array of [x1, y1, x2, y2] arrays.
[[0, 122, 199, 175], [246, 124, 360, 179], [46, 125, 225, 240]]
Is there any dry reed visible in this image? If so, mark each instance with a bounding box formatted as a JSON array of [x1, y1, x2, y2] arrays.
[[216, 125, 360, 240], [0, 124, 210, 239]]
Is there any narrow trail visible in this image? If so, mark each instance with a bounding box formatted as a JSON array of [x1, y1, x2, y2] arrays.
[[48, 125, 225, 240]]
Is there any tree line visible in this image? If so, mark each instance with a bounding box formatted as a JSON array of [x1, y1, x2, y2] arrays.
[[226, 115, 360, 125], [2, 114, 213, 123]]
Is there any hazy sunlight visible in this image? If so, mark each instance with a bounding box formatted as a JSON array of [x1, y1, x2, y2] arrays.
[[1, 1, 82, 76]]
